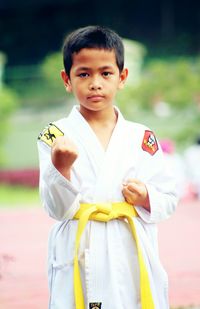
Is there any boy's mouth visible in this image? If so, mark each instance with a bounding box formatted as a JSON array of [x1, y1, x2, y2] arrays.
[[87, 95, 105, 101]]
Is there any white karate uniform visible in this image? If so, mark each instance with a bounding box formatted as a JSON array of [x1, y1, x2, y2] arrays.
[[38, 106, 177, 309]]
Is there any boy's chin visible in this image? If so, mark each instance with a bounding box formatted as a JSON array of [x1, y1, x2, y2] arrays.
[[80, 102, 114, 112]]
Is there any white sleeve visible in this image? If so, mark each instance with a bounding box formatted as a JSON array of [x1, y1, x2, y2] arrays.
[[135, 141, 178, 224], [37, 140, 81, 221]]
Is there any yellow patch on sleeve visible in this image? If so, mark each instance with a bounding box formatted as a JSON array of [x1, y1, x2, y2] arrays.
[[38, 123, 64, 146]]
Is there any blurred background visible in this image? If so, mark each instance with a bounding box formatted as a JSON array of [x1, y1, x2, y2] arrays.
[[0, 0, 200, 308], [0, 0, 200, 174], [0, 0, 200, 183]]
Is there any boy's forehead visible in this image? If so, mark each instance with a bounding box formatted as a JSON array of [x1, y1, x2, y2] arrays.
[[71, 48, 117, 68]]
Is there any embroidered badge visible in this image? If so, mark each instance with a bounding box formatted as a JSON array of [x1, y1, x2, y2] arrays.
[[142, 130, 158, 155], [38, 123, 64, 146], [89, 303, 102, 309]]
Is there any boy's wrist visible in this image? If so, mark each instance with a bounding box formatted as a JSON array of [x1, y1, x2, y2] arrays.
[[142, 190, 151, 212], [51, 162, 71, 180], [59, 168, 71, 181]]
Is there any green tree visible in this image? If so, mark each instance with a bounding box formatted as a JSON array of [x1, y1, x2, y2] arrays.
[[119, 56, 200, 110]]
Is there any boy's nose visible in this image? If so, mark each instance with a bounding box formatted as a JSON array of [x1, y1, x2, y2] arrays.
[[89, 78, 102, 90]]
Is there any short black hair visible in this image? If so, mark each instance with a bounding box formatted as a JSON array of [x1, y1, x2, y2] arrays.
[[62, 25, 124, 76]]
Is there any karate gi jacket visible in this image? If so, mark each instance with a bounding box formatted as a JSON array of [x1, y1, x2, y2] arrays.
[[38, 106, 177, 309]]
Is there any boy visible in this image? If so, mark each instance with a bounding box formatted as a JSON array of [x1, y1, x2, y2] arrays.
[[38, 25, 177, 309]]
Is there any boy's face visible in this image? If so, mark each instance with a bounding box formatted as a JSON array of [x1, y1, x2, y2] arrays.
[[61, 48, 128, 113]]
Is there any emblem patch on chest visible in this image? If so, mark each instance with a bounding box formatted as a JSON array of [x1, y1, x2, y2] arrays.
[[38, 123, 64, 146], [142, 130, 158, 155], [89, 303, 102, 309]]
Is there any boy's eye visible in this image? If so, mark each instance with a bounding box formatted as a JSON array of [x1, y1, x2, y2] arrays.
[[78, 73, 89, 78], [102, 72, 112, 77]]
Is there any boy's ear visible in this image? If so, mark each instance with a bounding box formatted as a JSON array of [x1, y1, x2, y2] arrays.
[[61, 70, 72, 92], [118, 68, 128, 90]]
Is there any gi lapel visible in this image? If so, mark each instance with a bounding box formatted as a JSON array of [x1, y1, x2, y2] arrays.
[[90, 107, 131, 201]]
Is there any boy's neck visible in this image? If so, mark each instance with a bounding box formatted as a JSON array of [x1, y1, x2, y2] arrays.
[[79, 105, 118, 151], [79, 106, 117, 126]]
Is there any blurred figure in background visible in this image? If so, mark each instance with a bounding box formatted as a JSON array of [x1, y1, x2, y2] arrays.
[[160, 139, 188, 201], [184, 136, 200, 200]]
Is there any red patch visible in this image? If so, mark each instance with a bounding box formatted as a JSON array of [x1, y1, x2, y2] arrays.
[[142, 130, 158, 155]]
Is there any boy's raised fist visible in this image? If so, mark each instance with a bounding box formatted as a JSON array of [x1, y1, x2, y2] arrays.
[[51, 136, 78, 180]]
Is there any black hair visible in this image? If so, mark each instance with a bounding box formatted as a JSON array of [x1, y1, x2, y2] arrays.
[[62, 25, 124, 76]]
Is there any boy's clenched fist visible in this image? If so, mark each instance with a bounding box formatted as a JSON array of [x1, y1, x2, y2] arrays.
[[51, 136, 78, 180]]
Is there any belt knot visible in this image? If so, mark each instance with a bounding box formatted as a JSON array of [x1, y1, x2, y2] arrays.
[[95, 203, 112, 215]]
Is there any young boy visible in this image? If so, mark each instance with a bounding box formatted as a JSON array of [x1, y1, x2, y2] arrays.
[[38, 25, 177, 309]]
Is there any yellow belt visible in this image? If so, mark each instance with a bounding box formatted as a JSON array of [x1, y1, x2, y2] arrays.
[[73, 202, 155, 309]]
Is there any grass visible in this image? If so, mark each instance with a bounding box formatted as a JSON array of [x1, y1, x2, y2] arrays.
[[0, 185, 40, 208]]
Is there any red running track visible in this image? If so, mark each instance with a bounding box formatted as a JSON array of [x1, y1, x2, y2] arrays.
[[0, 199, 200, 308]]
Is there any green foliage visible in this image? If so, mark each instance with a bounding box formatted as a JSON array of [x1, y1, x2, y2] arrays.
[[40, 52, 72, 102], [13, 51, 72, 109], [116, 55, 200, 150], [117, 56, 200, 110], [5, 53, 69, 110], [0, 86, 18, 118], [41, 52, 64, 92], [0, 86, 19, 165]]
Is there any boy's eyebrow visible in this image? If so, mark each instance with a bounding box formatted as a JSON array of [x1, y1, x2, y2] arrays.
[[75, 67, 90, 71], [100, 65, 115, 70], [74, 65, 115, 72]]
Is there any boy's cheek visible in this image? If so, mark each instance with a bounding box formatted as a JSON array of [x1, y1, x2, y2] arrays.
[[118, 83, 125, 90]]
